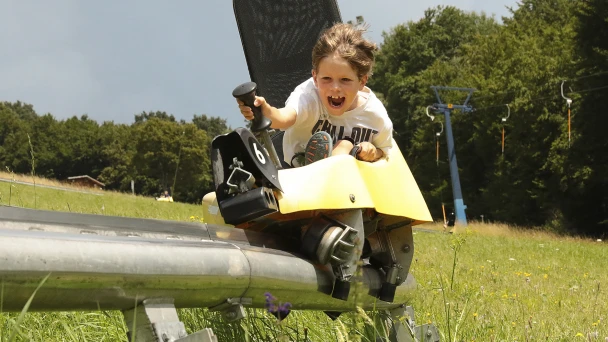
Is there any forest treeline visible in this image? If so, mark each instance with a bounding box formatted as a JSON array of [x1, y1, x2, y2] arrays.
[[368, 0, 607, 236], [0, 105, 229, 204], [1, 0, 606, 235]]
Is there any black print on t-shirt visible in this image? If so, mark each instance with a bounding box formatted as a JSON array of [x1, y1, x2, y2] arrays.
[[311, 119, 378, 144]]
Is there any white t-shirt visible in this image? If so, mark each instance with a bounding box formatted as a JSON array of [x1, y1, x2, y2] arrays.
[[281, 77, 393, 165]]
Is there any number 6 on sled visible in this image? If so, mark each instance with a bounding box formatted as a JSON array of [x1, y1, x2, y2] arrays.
[[251, 142, 266, 164]]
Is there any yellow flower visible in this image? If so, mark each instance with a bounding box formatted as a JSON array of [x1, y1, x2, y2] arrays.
[[473, 312, 478, 318], [575, 332, 584, 337], [543, 274, 548, 279]]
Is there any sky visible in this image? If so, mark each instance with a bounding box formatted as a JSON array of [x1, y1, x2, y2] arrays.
[[0, 0, 519, 129]]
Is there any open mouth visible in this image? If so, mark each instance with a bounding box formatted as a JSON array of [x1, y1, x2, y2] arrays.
[[328, 96, 345, 109]]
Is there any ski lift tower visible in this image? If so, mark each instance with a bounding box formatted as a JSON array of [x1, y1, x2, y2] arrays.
[[430, 86, 475, 227]]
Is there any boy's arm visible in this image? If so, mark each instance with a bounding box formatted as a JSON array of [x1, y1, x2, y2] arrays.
[[237, 97, 297, 130]]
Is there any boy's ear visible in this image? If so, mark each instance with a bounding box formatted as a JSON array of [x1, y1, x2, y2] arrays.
[[359, 75, 369, 89], [312, 69, 318, 86]]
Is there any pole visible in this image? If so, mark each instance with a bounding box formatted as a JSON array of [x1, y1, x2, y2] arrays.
[[172, 131, 185, 196], [430, 86, 476, 227], [442, 108, 468, 226]]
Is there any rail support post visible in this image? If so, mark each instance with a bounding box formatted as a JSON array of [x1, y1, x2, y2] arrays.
[[123, 298, 218, 342], [387, 305, 440, 342]]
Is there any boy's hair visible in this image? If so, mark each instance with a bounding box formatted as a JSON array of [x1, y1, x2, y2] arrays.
[[312, 23, 378, 80]]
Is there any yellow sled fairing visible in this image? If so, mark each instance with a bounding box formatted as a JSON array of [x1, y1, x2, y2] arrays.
[[276, 141, 432, 225]]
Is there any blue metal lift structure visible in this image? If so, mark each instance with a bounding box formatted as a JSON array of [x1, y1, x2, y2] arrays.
[[429, 86, 475, 227]]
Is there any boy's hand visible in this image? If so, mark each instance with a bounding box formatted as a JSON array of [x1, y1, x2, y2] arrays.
[[237, 96, 268, 121], [357, 142, 384, 162]]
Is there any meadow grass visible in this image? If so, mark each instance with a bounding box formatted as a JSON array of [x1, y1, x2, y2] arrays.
[[0, 174, 606, 341]]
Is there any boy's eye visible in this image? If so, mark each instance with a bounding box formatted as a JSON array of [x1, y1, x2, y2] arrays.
[[322, 77, 332, 81], [341, 78, 352, 82]]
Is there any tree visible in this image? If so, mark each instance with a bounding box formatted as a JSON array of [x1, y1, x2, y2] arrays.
[[134, 111, 177, 123], [0, 103, 32, 173], [553, 0, 608, 235], [192, 114, 231, 143], [370, 1, 584, 229], [97, 122, 136, 191], [130, 118, 212, 202]]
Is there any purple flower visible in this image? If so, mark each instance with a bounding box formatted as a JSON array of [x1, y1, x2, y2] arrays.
[[264, 292, 291, 321]]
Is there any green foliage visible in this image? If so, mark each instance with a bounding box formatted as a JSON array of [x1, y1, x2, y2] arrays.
[[133, 110, 177, 123], [370, 0, 605, 234], [0, 102, 222, 204], [192, 114, 231, 142], [552, 0, 608, 235]]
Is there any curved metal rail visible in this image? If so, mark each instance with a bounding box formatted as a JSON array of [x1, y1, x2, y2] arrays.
[[0, 206, 415, 312]]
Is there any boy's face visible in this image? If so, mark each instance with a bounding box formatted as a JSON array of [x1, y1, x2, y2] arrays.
[[312, 52, 368, 116]]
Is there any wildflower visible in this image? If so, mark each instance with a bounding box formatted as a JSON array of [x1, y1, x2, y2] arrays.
[[543, 274, 548, 279], [473, 312, 478, 319], [264, 292, 277, 311], [575, 332, 584, 337], [264, 292, 291, 321]]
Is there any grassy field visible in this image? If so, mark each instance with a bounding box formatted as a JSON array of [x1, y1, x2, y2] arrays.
[[0, 175, 606, 341]]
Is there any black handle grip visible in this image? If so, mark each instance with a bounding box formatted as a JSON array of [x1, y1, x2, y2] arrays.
[[232, 82, 272, 132]]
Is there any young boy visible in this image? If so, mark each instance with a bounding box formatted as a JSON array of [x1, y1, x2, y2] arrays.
[[237, 23, 393, 167]]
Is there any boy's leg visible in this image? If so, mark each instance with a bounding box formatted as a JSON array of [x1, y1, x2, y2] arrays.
[[304, 134, 361, 165], [333, 139, 361, 158], [304, 131, 333, 165], [332, 139, 354, 155]]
